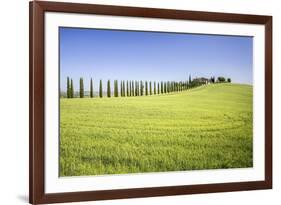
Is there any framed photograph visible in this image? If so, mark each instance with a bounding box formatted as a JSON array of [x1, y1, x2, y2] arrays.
[[29, 1, 272, 204]]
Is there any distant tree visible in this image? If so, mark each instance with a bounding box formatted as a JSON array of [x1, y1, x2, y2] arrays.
[[210, 76, 215, 83], [107, 80, 111, 97], [157, 82, 160, 94], [67, 77, 70, 98], [134, 81, 137, 96], [217, 76, 226, 83], [90, 78, 94, 98], [138, 81, 140, 96], [126, 80, 129, 96], [120, 81, 123, 97], [145, 81, 148, 96], [132, 81, 135, 96], [133, 81, 139, 96], [227, 78, 231, 83], [121, 81, 123, 97], [154, 82, 156, 95], [189, 75, 192, 88], [164, 82, 167, 93], [168, 81, 171, 93], [79, 78, 84, 98], [99, 79, 103, 98], [149, 81, 152, 95], [129, 80, 133, 96], [133, 81, 136, 96], [113, 80, 115, 97], [121, 81, 125, 97], [70, 79, 74, 98], [140, 81, 144, 96], [114, 80, 118, 97], [123, 80, 126, 97], [161, 81, 163, 94]]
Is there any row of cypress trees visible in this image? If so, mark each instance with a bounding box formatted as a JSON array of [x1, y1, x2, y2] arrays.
[[66, 76, 200, 98]]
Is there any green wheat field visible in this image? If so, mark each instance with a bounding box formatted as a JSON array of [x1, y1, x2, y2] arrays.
[[59, 83, 253, 176]]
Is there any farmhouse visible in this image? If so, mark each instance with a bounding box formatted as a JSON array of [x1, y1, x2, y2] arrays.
[[193, 77, 209, 85]]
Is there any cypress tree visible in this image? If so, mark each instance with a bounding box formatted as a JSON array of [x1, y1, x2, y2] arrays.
[[154, 81, 156, 95], [180, 81, 182, 91], [131, 81, 133, 96], [121, 81, 123, 97], [114, 80, 118, 97], [99, 79, 103, 98], [129, 80, 132, 96], [157, 82, 160, 94], [117, 80, 119, 97], [122, 81, 124, 96], [67, 77, 70, 98], [145, 81, 148, 96], [70, 79, 74, 98], [121, 81, 125, 97], [113, 80, 116, 97], [161, 81, 163, 94], [123, 80, 126, 97], [107, 80, 111, 97], [126, 80, 129, 97], [137, 81, 140, 96], [90, 78, 93, 98], [134, 81, 139, 96], [140, 81, 144, 96], [132, 81, 135, 96], [167, 81, 170, 93], [149, 81, 152, 95], [164, 82, 167, 93], [120, 81, 123, 97], [180, 81, 183, 91], [79, 78, 84, 98]]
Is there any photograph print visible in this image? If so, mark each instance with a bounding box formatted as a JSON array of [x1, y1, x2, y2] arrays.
[[59, 27, 253, 177]]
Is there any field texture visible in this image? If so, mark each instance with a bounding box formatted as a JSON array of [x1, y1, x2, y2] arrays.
[[60, 83, 253, 176]]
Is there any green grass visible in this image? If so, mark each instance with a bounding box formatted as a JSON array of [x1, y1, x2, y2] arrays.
[[59, 83, 253, 176]]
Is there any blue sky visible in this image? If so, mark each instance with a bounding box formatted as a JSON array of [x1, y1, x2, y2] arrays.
[[59, 27, 253, 92]]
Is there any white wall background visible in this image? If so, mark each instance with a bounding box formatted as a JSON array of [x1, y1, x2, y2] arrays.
[[0, 0, 280, 204]]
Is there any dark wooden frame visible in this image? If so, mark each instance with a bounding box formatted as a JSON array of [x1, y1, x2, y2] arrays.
[[29, 1, 272, 204]]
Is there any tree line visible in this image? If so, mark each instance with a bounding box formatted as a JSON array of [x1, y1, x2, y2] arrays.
[[65, 75, 230, 98]]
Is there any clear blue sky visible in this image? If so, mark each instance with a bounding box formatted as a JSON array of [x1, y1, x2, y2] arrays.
[[59, 27, 253, 92]]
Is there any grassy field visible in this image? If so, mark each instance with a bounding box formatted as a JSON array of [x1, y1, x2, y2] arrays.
[[59, 83, 253, 176]]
